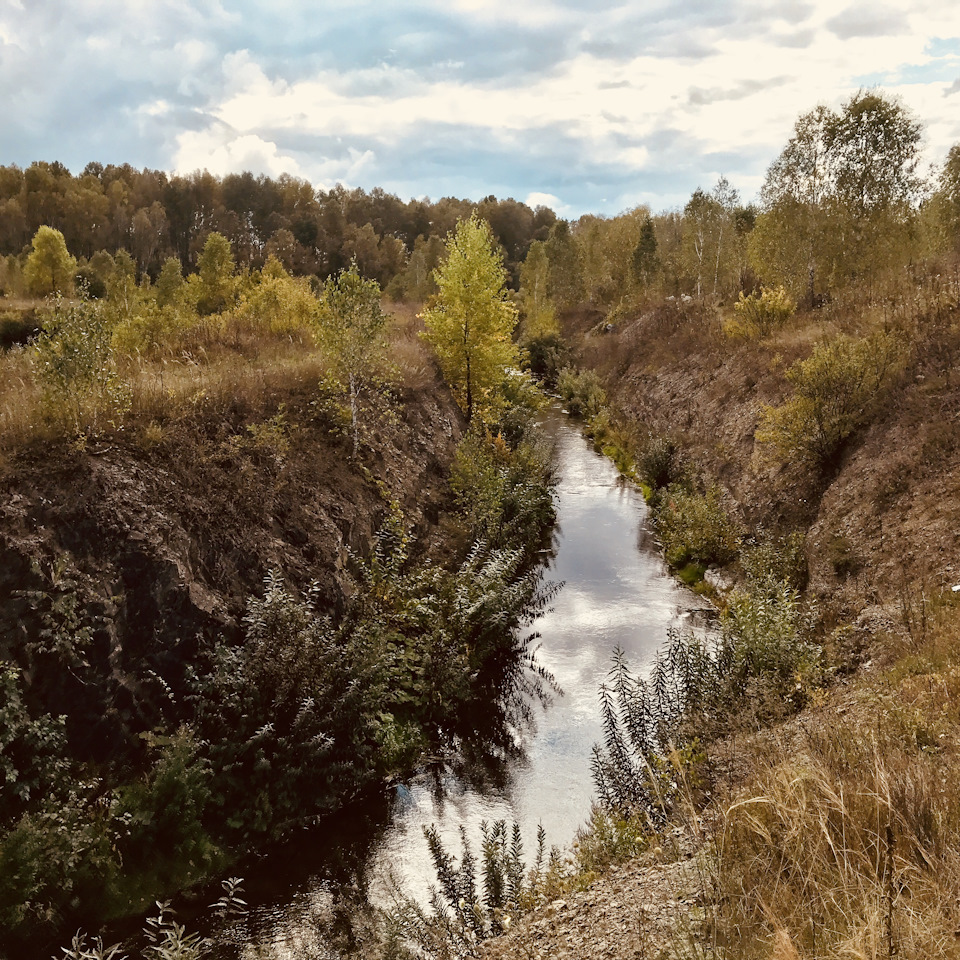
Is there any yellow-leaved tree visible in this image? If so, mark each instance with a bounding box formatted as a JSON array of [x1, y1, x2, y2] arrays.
[[421, 215, 518, 423], [24, 226, 77, 297]]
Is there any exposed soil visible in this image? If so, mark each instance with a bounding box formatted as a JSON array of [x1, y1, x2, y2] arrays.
[[0, 378, 464, 763], [479, 837, 708, 960], [570, 300, 960, 605]]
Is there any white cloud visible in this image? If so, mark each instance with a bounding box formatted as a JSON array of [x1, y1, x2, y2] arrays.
[[526, 191, 569, 214], [221, 49, 286, 98], [174, 130, 304, 179], [318, 147, 376, 185], [178, 10, 960, 211], [526, 191, 560, 208]]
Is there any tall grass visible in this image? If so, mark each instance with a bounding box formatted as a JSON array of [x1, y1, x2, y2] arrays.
[[642, 592, 960, 960], [715, 698, 960, 958], [0, 346, 44, 452], [0, 293, 433, 457], [583, 595, 960, 959]]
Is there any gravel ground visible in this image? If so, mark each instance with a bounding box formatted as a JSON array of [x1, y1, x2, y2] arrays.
[[478, 838, 711, 960]]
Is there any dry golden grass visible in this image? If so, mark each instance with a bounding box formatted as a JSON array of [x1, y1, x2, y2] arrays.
[[0, 346, 45, 452], [0, 294, 443, 457], [384, 300, 439, 391], [705, 593, 960, 959], [126, 348, 332, 424]]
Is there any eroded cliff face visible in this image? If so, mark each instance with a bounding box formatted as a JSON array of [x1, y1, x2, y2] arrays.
[[0, 383, 464, 762], [568, 300, 960, 609]]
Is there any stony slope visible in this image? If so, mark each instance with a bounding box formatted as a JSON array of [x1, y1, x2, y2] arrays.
[[572, 299, 960, 605]]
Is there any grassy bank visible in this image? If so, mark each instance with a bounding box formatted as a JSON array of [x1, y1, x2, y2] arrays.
[[519, 275, 960, 957]]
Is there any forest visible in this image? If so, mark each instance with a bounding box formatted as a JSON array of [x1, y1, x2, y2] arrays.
[[2, 91, 958, 317], [0, 162, 556, 299]]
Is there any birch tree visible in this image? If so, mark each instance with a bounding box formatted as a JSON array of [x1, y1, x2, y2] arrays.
[[320, 263, 387, 454]]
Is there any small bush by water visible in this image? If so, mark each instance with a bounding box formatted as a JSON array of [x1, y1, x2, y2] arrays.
[[556, 366, 606, 420], [388, 821, 554, 958], [653, 483, 740, 571], [592, 576, 822, 819]]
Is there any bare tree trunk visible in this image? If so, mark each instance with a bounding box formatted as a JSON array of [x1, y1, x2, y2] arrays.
[[350, 373, 359, 456], [465, 352, 472, 422], [695, 231, 704, 299], [713, 221, 724, 297]]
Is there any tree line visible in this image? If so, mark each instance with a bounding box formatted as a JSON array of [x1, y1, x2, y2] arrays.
[[0, 163, 556, 294], [6, 90, 960, 323], [515, 90, 960, 336]]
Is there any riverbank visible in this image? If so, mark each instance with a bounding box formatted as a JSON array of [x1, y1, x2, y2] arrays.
[[0, 368, 458, 952], [468, 294, 960, 959], [568, 297, 960, 604]]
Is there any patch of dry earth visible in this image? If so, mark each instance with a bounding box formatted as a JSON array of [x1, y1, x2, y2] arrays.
[[479, 843, 709, 960]]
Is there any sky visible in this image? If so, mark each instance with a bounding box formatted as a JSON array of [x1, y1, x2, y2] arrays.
[[1, 0, 960, 217]]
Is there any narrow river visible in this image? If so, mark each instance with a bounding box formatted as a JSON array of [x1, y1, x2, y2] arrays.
[[211, 408, 698, 957]]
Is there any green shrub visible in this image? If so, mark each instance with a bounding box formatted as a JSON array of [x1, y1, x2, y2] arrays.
[[556, 366, 606, 419], [450, 427, 555, 559], [592, 582, 822, 816], [111, 301, 192, 358], [197, 504, 558, 842], [33, 295, 130, 432], [740, 529, 808, 591], [719, 581, 822, 706], [197, 570, 376, 839], [726, 285, 794, 338], [638, 435, 685, 491], [675, 561, 707, 587], [493, 367, 548, 446], [573, 805, 648, 875], [654, 484, 739, 569], [389, 820, 550, 955], [826, 533, 861, 578], [523, 332, 568, 387], [117, 728, 221, 892], [0, 663, 69, 825], [0, 790, 121, 943], [236, 272, 320, 338], [757, 330, 902, 468]]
